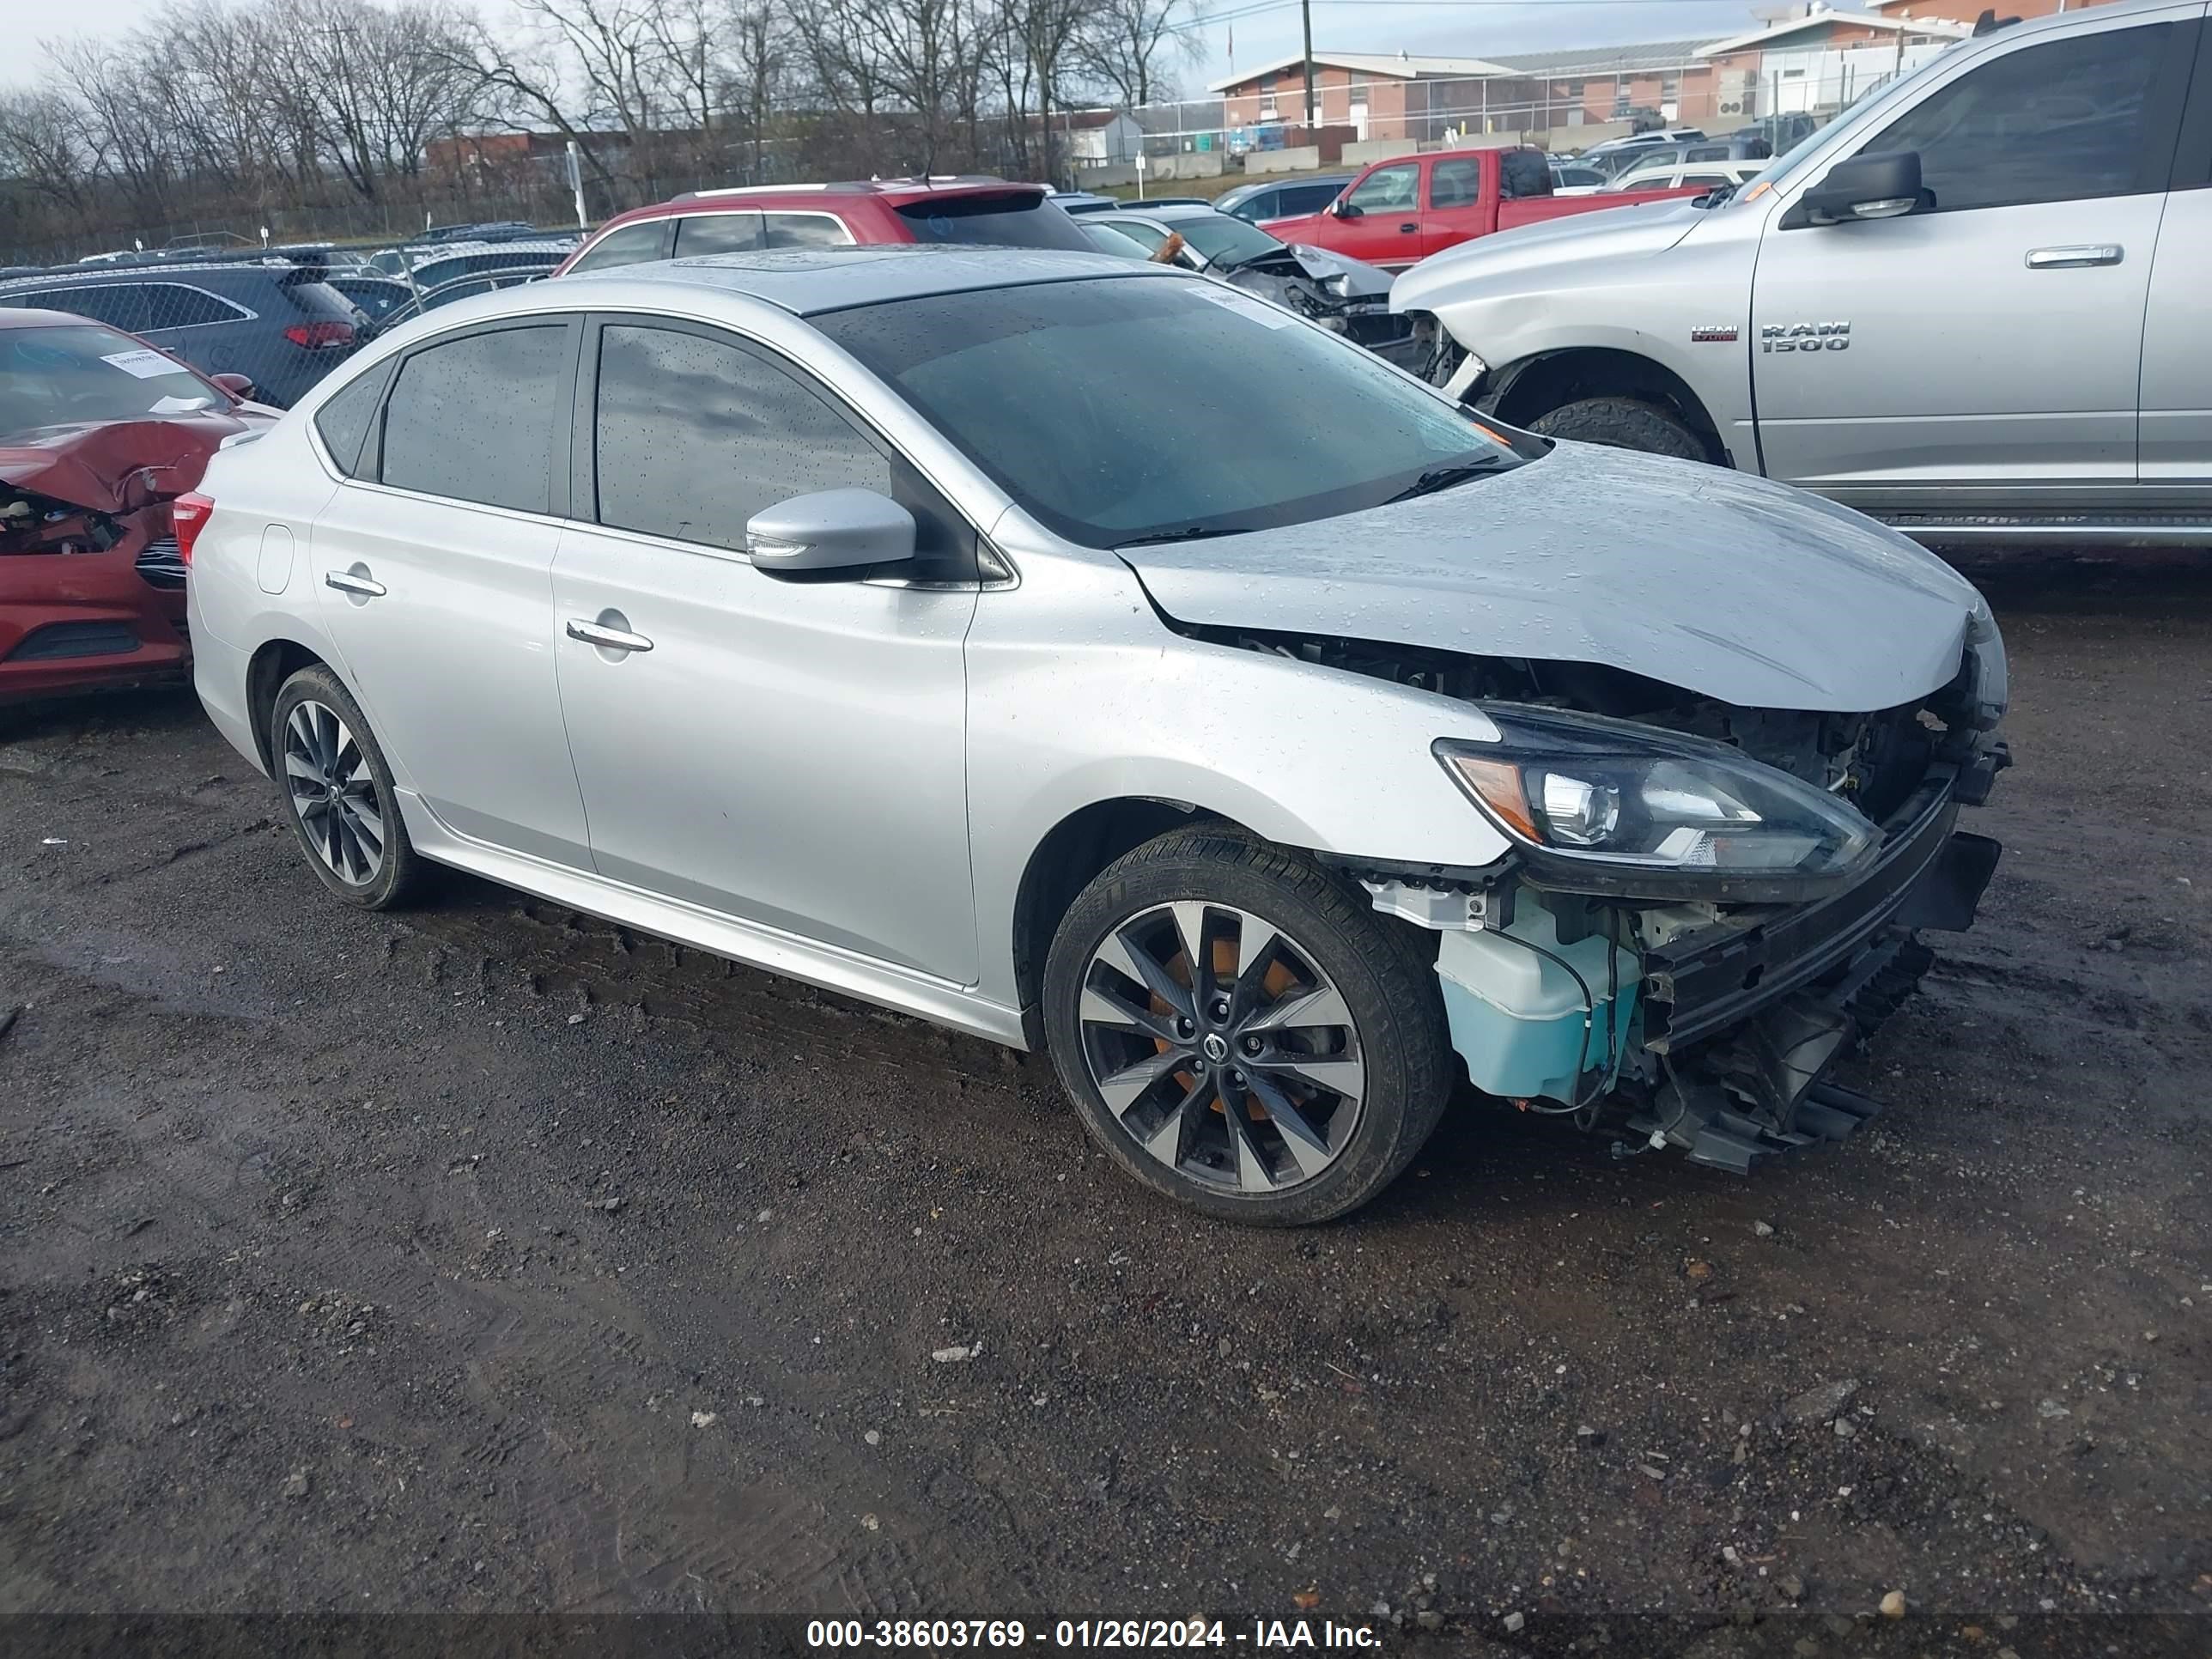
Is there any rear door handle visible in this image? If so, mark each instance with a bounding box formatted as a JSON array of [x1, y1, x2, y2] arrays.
[[2026, 244, 2123, 269], [566, 618, 654, 653], [324, 569, 386, 597]]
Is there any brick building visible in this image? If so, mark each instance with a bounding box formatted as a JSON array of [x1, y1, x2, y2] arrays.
[[1206, 0, 2128, 142]]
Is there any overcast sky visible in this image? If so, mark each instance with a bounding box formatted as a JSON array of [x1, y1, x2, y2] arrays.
[[0, 0, 1770, 94]]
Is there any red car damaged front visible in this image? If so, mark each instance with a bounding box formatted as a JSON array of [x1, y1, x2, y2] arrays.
[[1, 309, 266, 703]]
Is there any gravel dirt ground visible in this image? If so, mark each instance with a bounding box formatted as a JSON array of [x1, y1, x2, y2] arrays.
[[0, 564, 2206, 1657]]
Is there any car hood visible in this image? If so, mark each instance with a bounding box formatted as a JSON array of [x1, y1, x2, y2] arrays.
[[1390, 198, 1705, 314], [1119, 442, 1982, 714], [1279, 243, 1394, 298], [0, 410, 253, 515]]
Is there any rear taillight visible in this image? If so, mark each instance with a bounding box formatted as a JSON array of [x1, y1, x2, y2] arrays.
[[170, 493, 215, 565], [283, 320, 356, 349]]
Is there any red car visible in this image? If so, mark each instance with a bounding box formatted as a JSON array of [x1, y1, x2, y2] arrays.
[[1260, 146, 1707, 271], [2, 309, 264, 703], [551, 177, 1093, 276]]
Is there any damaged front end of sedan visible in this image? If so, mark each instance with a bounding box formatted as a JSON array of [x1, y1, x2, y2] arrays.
[[1170, 602, 2008, 1171], [1, 431, 204, 701], [1105, 423, 2014, 1175], [1219, 244, 1422, 370]]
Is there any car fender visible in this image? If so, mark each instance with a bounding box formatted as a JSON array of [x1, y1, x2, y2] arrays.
[[1392, 202, 1761, 450], [187, 426, 345, 775], [963, 536, 1512, 1011]]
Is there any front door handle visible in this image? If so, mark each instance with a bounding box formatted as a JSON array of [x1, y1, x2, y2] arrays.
[[566, 618, 654, 653], [324, 569, 386, 598], [1399, 221, 1419, 233], [2026, 244, 2123, 269]]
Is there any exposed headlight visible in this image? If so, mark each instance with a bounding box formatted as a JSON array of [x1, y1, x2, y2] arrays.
[[1436, 708, 1878, 894]]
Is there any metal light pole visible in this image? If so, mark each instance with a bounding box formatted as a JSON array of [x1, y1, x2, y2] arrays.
[[1301, 0, 1318, 128]]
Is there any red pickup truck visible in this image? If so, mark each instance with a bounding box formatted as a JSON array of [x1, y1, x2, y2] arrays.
[[1259, 146, 1704, 271]]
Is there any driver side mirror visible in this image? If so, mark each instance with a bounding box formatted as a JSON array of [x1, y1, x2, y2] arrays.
[[210, 372, 255, 400], [1796, 150, 1924, 226], [1331, 199, 1363, 220], [745, 488, 915, 575]]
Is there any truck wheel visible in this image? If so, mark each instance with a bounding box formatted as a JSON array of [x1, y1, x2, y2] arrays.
[[1042, 828, 1454, 1226], [1528, 396, 1711, 463]]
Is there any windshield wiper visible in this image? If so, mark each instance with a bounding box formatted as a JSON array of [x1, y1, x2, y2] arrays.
[[1115, 526, 1254, 548], [1385, 454, 1511, 502]]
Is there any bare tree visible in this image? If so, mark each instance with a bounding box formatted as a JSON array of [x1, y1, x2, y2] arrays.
[[721, 0, 792, 181], [1077, 0, 1199, 109], [0, 90, 96, 216]]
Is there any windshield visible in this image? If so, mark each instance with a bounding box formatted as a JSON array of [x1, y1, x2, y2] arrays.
[[815, 276, 1518, 548], [1170, 215, 1284, 270], [0, 322, 227, 440], [891, 192, 1094, 251]]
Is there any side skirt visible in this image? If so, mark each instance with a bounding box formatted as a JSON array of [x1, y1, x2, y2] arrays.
[[398, 789, 1030, 1050]]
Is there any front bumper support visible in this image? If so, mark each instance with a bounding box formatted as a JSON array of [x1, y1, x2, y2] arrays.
[[1638, 780, 1996, 1054]]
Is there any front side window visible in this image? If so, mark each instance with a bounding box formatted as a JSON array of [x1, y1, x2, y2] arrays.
[[567, 222, 668, 274], [0, 322, 228, 440], [674, 212, 765, 257], [592, 323, 890, 552], [379, 325, 567, 512], [815, 276, 1518, 548], [1346, 165, 1418, 211], [1857, 23, 2171, 212]]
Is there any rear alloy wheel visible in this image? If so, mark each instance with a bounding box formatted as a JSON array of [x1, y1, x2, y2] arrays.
[[1043, 830, 1453, 1224], [270, 664, 426, 909]]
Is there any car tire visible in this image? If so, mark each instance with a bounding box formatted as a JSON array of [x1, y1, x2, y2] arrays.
[[269, 664, 428, 910], [1528, 395, 1711, 462], [1042, 827, 1454, 1225]]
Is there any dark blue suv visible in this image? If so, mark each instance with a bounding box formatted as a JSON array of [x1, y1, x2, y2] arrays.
[[0, 260, 367, 407]]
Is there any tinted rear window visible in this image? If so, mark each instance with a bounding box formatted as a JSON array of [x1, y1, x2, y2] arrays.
[[281, 277, 360, 320], [892, 192, 1091, 251], [1499, 150, 1554, 199]]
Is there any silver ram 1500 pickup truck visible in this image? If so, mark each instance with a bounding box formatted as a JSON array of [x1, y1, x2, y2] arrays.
[[1393, 0, 2212, 549]]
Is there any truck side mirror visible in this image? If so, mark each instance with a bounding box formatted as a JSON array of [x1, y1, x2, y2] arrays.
[[1332, 199, 1363, 220], [1796, 150, 1924, 226]]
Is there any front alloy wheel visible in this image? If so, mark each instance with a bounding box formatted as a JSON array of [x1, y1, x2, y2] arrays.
[[1044, 829, 1454, 1225], [1078, 902, 1364, 1193]]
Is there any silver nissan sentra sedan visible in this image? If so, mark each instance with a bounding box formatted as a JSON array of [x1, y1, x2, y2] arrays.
[[181, 246, 2009, 1224]]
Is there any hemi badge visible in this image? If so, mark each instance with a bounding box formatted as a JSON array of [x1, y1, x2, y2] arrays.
[[1690, 325, 1739, 343]]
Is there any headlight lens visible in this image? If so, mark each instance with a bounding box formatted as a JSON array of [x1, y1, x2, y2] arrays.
[[1437, 709, 1878, 881]]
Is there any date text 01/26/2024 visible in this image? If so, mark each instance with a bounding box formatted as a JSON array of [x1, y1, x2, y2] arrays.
[[805, 1619, 1386, 1650]]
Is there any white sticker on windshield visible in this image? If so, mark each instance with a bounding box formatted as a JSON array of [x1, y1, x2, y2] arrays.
[[101, 349, 177, 379], [149, 395, 210, 414], [1190, 286, 1294, 329]]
